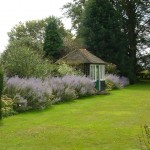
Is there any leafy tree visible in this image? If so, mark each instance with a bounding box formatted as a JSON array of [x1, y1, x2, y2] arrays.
[[1, 42, 53, 78], [8, 20, 46, 42], [79, 0, 129, 77], [8, 19, 47, 54], [63, 0, 150, 83], [7, 17, 68, 57], [62, 30, 84, 55], [43, 16, 64, 61], [110, 0, 150, 83]]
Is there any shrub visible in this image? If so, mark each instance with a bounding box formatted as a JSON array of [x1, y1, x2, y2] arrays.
[[1, 95, 16, 117], [138, 70, 150, 80], [4, 75, 96, 111], [45, 75, 96, 103], [105, 80, 116, 90], [1, 46, 53, 78], [106, 63, 118, 74], [4, 76, 53, 111], [119, 76, 130, 87], [105, 74, 122, 89], [45, 77, 77, 103], [105, 74, 129, 90], [57, 63, 82, 76], [62, 75, 96, 97]]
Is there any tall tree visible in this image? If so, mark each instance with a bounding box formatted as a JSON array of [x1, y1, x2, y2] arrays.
[[110, 0, 150, 83], [8, 19, 47, 55], [79, 0, 129, 76], [43, 16, 64, 61], [63, 0, 150, 83], [8, 20, 46, 42], [7, 17, 69, 59]]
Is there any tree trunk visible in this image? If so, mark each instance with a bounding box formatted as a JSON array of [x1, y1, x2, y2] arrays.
[[126, 1, 137, 84]]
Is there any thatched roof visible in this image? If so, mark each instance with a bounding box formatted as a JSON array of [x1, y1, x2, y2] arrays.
[[57, 49, 106, 65]]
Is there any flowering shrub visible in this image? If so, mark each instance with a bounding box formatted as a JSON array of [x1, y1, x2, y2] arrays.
[[4, 76, 53, 110], [119, 76, 130, 87], [45, 75, 96, 103], [105, 74, 122, 89], [1, 95, 16, 117], [4, 75, 96, 111], [105, 74, 129, 90]]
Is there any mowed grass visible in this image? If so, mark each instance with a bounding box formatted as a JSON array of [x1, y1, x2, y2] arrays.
[[0, 81, 150, 150]]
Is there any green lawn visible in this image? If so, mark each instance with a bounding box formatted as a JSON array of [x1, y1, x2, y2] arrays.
[[0, 81, 150, 150]]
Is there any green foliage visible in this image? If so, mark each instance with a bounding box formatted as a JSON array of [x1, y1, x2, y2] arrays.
[[138, 70, 150, 80], [8, 20, 46, 42], [1, 44, 53, 78], [7, 17, 70, 57], [1, 95, 16, 117], [0, 68, 3, 120], [63, 0, 150, 84], [62, 31, 83, 55], [106, 63, 118, 74], [79, 0, 128, 77], [1, 33, 82, 79], [105, 80, 116, 90], [8, 20, 47, 55], [62, 88, 77, 102], [57, 62, 82, 76], [43, 16, 64, 61], [110, 0, 150, 83]]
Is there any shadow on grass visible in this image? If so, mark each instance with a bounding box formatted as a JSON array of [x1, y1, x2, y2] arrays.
[[52, 94, 106, 105], [73, 93, 111, 102], [125, 81, 150, 91]]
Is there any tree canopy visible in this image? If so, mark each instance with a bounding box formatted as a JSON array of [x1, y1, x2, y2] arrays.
[[7, 19, 47, 55], [6, 16, 77, 61], [110, 0, 150, 83], [79, 0, 129, 77], [63, 0, 150, 83], [43, 16, 64, 61]]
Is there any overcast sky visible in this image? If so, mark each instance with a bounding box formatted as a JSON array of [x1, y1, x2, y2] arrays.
[[0, 0, 72, 53]]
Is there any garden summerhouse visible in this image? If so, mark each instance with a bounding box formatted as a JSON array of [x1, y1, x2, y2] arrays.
[[57, 49, 106, 91]]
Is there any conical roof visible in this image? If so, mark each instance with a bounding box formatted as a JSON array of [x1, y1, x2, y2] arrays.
[[57, 49, 106, 64]]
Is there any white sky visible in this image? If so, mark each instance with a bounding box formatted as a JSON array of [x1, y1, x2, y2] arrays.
[[0, 0, 72, 53]]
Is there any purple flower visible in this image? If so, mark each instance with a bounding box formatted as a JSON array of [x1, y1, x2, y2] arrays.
[[5, 75, 96, 109], [106, 74, 129, 89]]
